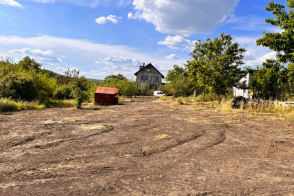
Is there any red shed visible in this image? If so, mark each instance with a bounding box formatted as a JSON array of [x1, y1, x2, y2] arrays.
[[95, 87, 119, 105]]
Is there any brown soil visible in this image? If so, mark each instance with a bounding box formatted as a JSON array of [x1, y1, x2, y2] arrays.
[[0, 98, 294, 195]]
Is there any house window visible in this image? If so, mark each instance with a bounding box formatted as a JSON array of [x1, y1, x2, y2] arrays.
[[105, 94, 110, 98], [142, 75, 148, 82], [151, 76, 157, 83], [150, 85, 157, 90]]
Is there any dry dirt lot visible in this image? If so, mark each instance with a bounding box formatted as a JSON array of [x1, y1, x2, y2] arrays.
[[1, 98, 294, 195]]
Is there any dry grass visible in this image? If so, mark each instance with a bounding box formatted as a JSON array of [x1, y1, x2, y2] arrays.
[[81, 124, 106, 130], [50, 100, 75, 108], [157, 96, 168, 101], [217, 99, 235, 114], [154, 134, 171, 140], [217, 99, 294, 121]]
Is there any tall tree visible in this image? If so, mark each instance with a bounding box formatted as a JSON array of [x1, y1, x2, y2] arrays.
[[166, 75, 195, 97], [185, 33, 246, 102], [104, 74, 126, 83], [256, 0, 294, 63], [18, 56, 42, 71], [255, 1, 294, 100], [166, 65, 185, 82], [252, 59, 286, 100]]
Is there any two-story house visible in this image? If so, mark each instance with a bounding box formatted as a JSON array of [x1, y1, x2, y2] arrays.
[[134, 63, 164, 90]]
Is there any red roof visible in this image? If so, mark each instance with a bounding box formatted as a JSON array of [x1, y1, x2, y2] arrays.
[[95, 87, 119, 95]]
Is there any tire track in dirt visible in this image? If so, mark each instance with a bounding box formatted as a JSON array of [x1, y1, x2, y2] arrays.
[[138, 125, 226, 159], [166, 128, 227, 159], [31, 126, 114, 149], [0, 125, 114, 151], [139, 130, 206, 157], [114, 128, 227, 194]]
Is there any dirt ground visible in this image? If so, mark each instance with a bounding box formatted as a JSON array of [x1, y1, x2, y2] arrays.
[[1, 98, 294, 195]]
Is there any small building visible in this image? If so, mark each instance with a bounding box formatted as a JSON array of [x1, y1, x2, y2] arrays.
[[134, 63, 164, 90], [95, 87, 119, 105], [233, 70, 254, 98]]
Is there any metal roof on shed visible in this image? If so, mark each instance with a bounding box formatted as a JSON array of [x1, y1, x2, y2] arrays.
[[95, 87, 119, 95]]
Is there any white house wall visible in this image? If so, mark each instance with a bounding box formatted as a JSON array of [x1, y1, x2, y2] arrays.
[[233, 72, 252, 98]]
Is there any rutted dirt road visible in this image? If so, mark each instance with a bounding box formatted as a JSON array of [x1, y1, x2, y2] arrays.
[[1, 98, 294, 195]]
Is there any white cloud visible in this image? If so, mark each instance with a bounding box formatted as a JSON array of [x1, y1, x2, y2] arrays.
[[9, 48, 62, 66], [166, 54, 180, 60], [233, 36, 278, 67], [158, 35, 196, 50], [10, 48, 55, 57], [128, 0, 239, 36], [244, 52, 277, 67], [0, 35, 185, 78], [0, 0, 22, 7], [0, 53, 14, 60], [96, 15, 122, 24], [95, 56, 144, 75], [96, 56, 141, 66]]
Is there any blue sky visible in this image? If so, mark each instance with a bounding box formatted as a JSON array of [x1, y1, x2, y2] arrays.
[[0, 0, 287, 79]]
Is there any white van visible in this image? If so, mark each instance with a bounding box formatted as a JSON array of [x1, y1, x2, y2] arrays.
[[154, 91, 166, 98]]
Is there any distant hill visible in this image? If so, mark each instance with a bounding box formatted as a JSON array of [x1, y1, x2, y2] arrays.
[[42, 69, 103, 83], [87, 78, 104, 83]]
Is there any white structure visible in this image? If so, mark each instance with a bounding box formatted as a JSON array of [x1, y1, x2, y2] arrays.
[[233, 70, 254, 98]]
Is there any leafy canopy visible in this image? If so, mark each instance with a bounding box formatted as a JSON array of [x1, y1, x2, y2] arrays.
[[166, 65, 185, 82], [185, 33, 246, 101], [256, 0, 294, 63], [252, 59, 286, 99]]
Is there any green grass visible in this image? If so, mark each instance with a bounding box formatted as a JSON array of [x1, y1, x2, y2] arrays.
[[0, 98, 75, 112], [0, 98, 45, 112], [48, 100, 75, 108]]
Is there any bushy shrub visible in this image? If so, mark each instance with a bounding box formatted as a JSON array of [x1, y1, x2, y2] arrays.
[[71, 87, 87, 109], [176, 97, 183, 104], [195, 93, 217, 102], [139, 83, 149, 96], [54, 85, 72, 100]]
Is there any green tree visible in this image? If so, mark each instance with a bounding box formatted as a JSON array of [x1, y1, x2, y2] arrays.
[[162, 75, 195, 97], [71, 87, 87, 109], [116, 79, 138, 100], [18, 56, 42, 71], [186, 33, 246, 102], [287, 63, 294, 98], [139, 83, 149, 96], [256, 1, 294, 63], [104, 74, 126, 83], [166, 65, 185, 82], [68, 71, 92, 108], [54, 85, 72, 100], [0, 59, 14, 98], [252, 59, 286, 100]]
